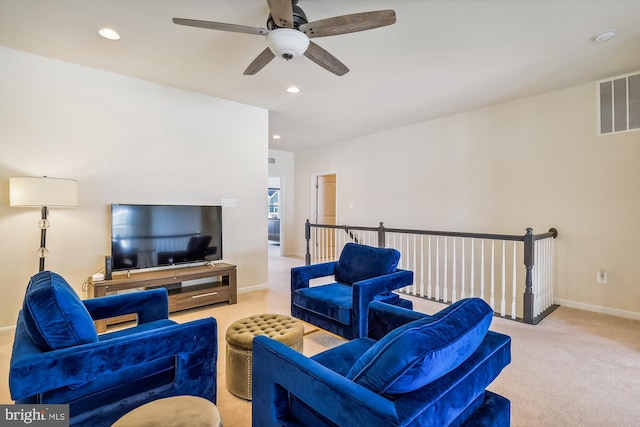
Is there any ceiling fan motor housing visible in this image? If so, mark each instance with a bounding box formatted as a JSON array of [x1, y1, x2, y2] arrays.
[[267, 2, 308, 30]]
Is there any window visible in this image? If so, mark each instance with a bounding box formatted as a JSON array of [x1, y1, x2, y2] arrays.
[[268, 188, 280, 219]]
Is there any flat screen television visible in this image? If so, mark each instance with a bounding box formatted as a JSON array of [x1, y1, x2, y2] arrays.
[[110, 204, 223, 271]]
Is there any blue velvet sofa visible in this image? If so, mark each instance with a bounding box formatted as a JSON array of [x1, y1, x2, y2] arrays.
[[9, 271, 217, 427], [253, 298, 511, 426], [291, 243, 414, 339]]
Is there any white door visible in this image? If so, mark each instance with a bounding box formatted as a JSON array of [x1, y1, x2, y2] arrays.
[[314, 173, 337, 259]]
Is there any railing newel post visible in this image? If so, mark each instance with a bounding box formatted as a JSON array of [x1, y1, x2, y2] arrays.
[[305, 219, 311, 265], [523, 228, 535, 324], [378, 222, 386, 248]]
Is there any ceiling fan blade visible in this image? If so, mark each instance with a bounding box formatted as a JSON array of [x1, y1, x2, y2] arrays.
[[173, 18, 269, 36], [244, 48, 276, 75], [266, 0, 294, 28], [300, 10, 396, 38], [304, 41, 349, 76]]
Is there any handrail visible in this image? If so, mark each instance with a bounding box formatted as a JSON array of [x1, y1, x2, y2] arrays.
[[306, 222, 558, 242], [304, 220, 559, 324]]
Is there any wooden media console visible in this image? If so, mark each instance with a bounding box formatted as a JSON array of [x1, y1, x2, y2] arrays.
[[90, 262, 237, 332]]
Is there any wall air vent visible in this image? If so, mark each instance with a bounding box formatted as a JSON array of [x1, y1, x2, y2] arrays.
[[597, 71, 640, 135], [268, 156, 277, 165]]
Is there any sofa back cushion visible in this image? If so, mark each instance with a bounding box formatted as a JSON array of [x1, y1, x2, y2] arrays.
[[22, 271, 98, 351], [334, 243, 400, 285], [346, 298, 493, 397]]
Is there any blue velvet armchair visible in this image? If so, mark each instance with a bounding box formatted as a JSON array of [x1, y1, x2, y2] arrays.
[[291, 243, 414, 339], [253, 298, 511, 426], [9, 271, 217, 427]]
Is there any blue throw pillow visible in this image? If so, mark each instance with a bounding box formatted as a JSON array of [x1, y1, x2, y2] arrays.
[[346, 298, 493, 396], [334, 243, 400, 285], [22, 271, 98, 351]]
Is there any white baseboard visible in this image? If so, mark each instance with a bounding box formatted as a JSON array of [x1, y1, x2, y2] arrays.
[[554, 298, 640, 321], [237, 283, 271, 294]]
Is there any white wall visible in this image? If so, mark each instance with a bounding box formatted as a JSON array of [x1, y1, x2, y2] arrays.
[[0, 47, 269, 328], [293, 82, 640, 319]]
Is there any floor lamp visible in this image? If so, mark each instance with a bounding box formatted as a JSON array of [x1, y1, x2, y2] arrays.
[[9, 176, 78, 272]]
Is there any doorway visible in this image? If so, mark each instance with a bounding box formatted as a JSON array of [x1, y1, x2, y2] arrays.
[[312, 173, 337, 257], [268, 176, 281, 256]]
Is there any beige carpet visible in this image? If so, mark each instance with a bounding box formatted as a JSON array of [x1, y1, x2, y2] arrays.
[[1, 247, 639, 426]]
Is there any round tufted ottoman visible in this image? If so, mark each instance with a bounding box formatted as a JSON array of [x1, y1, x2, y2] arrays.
[[226, 313, 304, 400]]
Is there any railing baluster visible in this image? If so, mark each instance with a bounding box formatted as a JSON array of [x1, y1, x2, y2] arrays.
[[322, 228, 326, 261], [546, 239, 551, 312], [535, 238, 541, 317], [547, 238, 553, 312], [402, 233, 408, 293], [480, 239, 485, 300], [470, 238, 475, 297], [550, 237, 555, 312], [543, 240, 547, 315], [393, 233, 397, 255], [435, 236, 440, 301], [420, 235, 425, 297], [490, 240, 495, 310], [461, 238, 466, 300], [452, 237, 457, 303], [540, 239, 544, 317], [443, 237, 448, 302], [427, 235, 432, 299], [501, 240, 506, 317], [326, 228, 330, 261], [412, 234, 417, 295], [511, 241, 517, 319]]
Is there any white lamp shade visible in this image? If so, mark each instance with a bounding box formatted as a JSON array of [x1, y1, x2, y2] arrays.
[[9, 177, 78, 208], [267, 28, 310, 60]]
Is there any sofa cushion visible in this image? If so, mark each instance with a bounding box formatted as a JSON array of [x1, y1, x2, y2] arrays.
[[346, 298, 493, 397], [292, 283, 352, 325], [22, 271, 98, 351], [334, 243, 400, 285]]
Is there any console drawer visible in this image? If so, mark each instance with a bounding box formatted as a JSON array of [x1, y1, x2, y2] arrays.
[[173, 285, 231, 311]]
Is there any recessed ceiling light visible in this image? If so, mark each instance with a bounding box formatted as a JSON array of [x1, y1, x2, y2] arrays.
[[99, 28, 120, 40], [272, 134, 281, 139], [286, 86, 300, 94], [593, 29, 616, 42]]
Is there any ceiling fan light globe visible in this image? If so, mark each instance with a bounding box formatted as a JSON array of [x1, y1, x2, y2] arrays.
[[267, 28, 309, 60]]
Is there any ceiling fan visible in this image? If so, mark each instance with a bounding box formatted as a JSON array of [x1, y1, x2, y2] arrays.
[[173, 0, 396, 76]]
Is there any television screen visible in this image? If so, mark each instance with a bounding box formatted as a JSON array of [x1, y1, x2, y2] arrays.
[[110, 204, 222, 271]]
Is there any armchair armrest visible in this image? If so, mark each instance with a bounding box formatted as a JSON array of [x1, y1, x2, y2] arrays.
[[252, 335, 400, 427], [353, 269, 414, 298], [353, 269, 414, 336], [367, 301, 429, 340], [290, 262, 337, 291], [83, 288, 169, 324], [10, 315, 216, 401]]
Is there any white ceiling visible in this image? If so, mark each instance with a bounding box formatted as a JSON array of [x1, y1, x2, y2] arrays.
[[1, 0, 639, 152]]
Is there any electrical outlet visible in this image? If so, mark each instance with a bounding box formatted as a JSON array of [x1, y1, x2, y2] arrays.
[[596, 271, 608, 284]]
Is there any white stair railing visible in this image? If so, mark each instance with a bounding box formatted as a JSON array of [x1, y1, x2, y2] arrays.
[[304, 220, 558, 324]]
